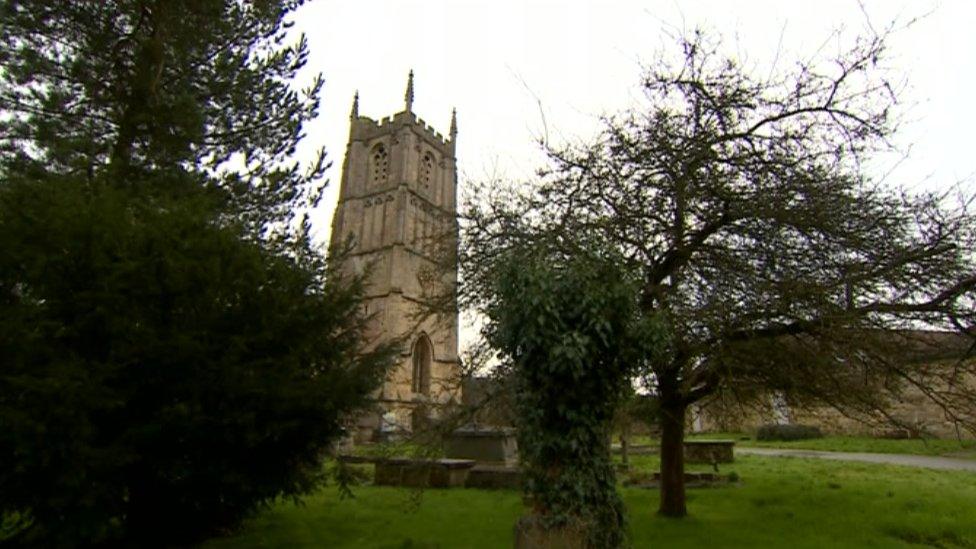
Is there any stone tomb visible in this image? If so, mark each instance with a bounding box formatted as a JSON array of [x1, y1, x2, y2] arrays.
[[683, 439, 735, 464], [445, 426, 522, 489], [373, 457, 476, 488], [445, 426, 518, 465]]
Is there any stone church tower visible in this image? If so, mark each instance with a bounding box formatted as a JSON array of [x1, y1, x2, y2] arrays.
[[329, 72, 460, 438]]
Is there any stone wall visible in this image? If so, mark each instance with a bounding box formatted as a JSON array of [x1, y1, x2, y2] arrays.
[[694, 360, 975, 439]]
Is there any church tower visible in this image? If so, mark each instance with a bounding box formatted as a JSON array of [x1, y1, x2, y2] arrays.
[[330, 72, 460, 437]]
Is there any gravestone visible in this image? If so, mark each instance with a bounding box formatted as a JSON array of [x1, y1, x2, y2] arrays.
[[447, 426, 523, 489], [445, 426, 518, 465], [683, 440, 735, 464]]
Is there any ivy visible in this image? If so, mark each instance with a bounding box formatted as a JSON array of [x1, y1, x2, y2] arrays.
[[485, 246, 666, 548]]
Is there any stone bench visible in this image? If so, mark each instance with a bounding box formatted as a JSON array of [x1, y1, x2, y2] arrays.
[[338, 455, 476, 488], [683, 440, 735, 464]]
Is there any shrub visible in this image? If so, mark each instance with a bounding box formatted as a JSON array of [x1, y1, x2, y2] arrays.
[[0, 183, 394, 546], [756, 424, 824, 441]]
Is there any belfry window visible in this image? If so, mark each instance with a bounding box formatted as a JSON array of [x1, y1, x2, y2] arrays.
[[421, 153, 435, 189], [370, 144, 388, 186]]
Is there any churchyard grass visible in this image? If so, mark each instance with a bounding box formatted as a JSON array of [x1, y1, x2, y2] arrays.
[[199, 454, 976, 548]]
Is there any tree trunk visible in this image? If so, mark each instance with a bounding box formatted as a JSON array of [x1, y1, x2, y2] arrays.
[[658, 400, 687, 517]]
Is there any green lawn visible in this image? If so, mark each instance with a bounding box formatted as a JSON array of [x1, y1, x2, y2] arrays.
[[685, 432, 976, 457], [200, 455, 976, 548]]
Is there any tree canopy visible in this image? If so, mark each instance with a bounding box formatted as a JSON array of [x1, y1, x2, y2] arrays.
[[0, 180, 392, 546], [461, 27, 976, 517], [0, 1, 394, 546], [0, 0, 326, 240]]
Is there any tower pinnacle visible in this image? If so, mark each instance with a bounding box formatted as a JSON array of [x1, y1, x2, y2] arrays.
[[350, 90, 359, 119], [404, 70, 414, 112], [449, 108, 457, 140]]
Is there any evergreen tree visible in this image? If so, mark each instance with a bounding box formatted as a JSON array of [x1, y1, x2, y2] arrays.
[[0, 0, 324, 240], [0, 1, 394, 546]]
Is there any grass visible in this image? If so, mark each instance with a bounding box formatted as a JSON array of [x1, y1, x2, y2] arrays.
[[685, 432, 976, 457], [200, 454, 976, 548]]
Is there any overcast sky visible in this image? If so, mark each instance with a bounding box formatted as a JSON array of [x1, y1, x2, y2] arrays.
[[296, 0, 974, 246], [290, 1, 974, 349]]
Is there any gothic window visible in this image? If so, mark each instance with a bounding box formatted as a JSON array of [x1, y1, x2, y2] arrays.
[[421, 152, 435, 190], [369, 144, 388, 187], [411, 334, 433, 396]]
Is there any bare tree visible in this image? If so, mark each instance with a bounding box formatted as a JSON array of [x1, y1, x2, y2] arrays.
[[461, 27, 976, 518]]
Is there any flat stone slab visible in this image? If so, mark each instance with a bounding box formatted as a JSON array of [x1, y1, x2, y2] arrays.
[[338, 456, 477, 488], [374, 458, 476, 488], [337, 455, 475, 468], [382, 457, 477, 469], [736, 447, 976, 472], [684, 440, 735, 464]]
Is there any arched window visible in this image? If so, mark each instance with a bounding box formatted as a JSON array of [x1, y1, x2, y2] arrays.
[[421, 153, 435, 190], [369, 144, 388, 186], [411, 334, 433, 396]]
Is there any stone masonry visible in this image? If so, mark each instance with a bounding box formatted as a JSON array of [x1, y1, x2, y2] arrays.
[[329, 72, 461, 440]]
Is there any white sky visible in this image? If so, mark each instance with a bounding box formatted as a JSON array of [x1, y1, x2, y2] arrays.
[[297, 0, 975, 243], [293, 0, 975, 346]]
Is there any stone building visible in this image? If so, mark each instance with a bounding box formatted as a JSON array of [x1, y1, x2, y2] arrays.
[[693, 330, 975, 439], [329, 73, 461, 440]]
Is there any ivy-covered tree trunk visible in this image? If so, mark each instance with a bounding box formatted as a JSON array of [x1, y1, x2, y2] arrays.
[[486, 247, 666, 548], [658, 398, 687, 517]]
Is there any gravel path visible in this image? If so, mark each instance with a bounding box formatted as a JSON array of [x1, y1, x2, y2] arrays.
[[736, 447, 976, 472]]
